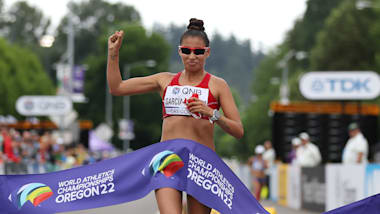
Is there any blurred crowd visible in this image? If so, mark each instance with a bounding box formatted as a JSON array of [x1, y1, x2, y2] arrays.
[[0, 126, 114, 175]]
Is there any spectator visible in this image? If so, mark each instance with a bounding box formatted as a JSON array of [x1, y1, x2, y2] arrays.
[[289, 137, 301, 164], [342, 123, 368, 164], [295, 132, 321, 167], [0, 127, 4, 174], [263, 140, 275, 170], [262, 140, 275, 199], [2, 128, 20, 163], [248, 145, 267, 201]]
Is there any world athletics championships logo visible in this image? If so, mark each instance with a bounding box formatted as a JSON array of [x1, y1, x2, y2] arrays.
[[8, 183, 53, 209], [144, 150, 184, 178]]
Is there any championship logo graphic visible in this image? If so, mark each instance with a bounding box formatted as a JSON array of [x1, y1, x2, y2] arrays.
[[143, 150, 184, 178], [8, 183, 53, 209]]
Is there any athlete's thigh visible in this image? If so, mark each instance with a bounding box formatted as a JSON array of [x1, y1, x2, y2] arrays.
[[187, 194, 211, 214], [155, 187, 182, 214]]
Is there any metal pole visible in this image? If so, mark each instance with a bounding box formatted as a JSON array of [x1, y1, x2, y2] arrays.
[[67, 14, 75, 94], [279, 51, 295, 105], [280, 65, 289, 104], [123, 65, 130, 152], [105, 75, 113, 126]]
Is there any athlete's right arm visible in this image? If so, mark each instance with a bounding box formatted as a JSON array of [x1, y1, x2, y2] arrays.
[[107, 30, 164, 96]]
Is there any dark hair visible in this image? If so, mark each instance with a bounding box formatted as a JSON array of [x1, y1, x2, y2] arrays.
[[180, 18, 210, 47]]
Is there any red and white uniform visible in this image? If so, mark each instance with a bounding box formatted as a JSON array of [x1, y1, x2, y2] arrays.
[[162, 72, 220, 120]]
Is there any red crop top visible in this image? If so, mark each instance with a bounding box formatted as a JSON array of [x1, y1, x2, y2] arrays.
[[162, 72, 220, 120]]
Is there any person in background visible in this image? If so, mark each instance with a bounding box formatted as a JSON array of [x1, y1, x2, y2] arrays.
[[0, 126, 4, 174], [248, 145, 267, 201], [296, 132, 321, 167], [263, 140, 275, 170], [288, 137, 301, 164], [342, 123, 368, 164], [262, 140, 275, 199]]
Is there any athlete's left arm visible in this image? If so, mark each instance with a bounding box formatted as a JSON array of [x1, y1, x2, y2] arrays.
[[215, 79, 244, 139]]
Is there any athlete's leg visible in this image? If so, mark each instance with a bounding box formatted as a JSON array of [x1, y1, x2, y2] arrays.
[[187, 194, 211, 214], [155, 187, 182, 214], [253, 179, 262, 201]]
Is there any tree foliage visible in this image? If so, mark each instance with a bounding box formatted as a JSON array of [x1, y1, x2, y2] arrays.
[[0, 38, 54, 117], [0, 1, 50, 45], [310, 0, 378, 71], [54, 0, 141, 65]]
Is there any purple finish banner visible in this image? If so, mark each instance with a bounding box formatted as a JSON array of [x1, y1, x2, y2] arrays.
[[324, 193, 380, 214], [0, 139, 268, 214]]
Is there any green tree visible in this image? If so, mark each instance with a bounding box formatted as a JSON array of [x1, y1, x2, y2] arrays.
[[79, 24, 170, 150], [54, 0, 141, 65], [0, 38, 55, 116], [310, 0, 378, 71], [0, 1, 50, 45], [287, 0, 345, 54], [0, 1, 56, 78]]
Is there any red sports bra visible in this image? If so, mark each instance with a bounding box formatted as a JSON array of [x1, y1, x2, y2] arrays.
[[162, 72, 220, 120]]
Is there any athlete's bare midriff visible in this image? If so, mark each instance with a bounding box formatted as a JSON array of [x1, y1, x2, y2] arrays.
[[161, 116, 215, 151]]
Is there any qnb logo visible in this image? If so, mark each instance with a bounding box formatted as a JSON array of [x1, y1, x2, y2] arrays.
[[9, 183, 53, 209], [143, 150, 184, 178], [172, 87, 180, 95], [24, 100, 34, 111]]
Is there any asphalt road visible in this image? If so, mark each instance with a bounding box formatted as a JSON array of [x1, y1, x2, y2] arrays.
[[60, 193, 321, 214], [60, 192, 159, 214], [261, 200, 320, 214]]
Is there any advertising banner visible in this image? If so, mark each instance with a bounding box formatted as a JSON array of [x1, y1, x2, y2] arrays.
[[299, 71, 380, 100], [277, 164, 288, 206], [287, 165, 301, 210], [301, 166, 325, 212], [16, 96, 72, 116], [324, 193, 380, 214], [269, 165, 278, 202], [0, 139, 268, 214], [325, 164, 365, 211], [364, 164, 380, 197]]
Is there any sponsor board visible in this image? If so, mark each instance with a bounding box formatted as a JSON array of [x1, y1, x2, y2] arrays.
[[301, 166, 326, 212], [16, 96, 72, 116], [300, 72, 380, 100], [287, 165, 301, 210], [325, 164, 365, 211]]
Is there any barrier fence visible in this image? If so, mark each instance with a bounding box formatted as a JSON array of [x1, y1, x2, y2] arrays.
[[268, 163, 380, 212]]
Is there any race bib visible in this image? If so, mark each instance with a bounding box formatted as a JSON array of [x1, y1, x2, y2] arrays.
[[164, 86, 209, 116]]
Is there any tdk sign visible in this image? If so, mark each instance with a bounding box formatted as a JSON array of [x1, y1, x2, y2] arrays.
[[300, 72, 380, 100]]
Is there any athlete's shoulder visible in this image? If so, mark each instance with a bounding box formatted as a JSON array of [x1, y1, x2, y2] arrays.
[[156, 72, 178, 88], [155, 72, 175, 78], [209, 73, 228, 87]]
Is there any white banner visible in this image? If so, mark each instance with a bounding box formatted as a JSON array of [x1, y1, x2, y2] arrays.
[[269, 165, 278, 202], [325, 164, 365, 211], [16, 96, 72, 116], [364, 164, 380, 197], [300, 71, 380, 100], [287, 165, 301, 210]]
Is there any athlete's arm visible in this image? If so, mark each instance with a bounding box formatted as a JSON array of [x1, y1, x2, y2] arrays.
[[107, 30, 165, 96], [215, 79, 244, 139]]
